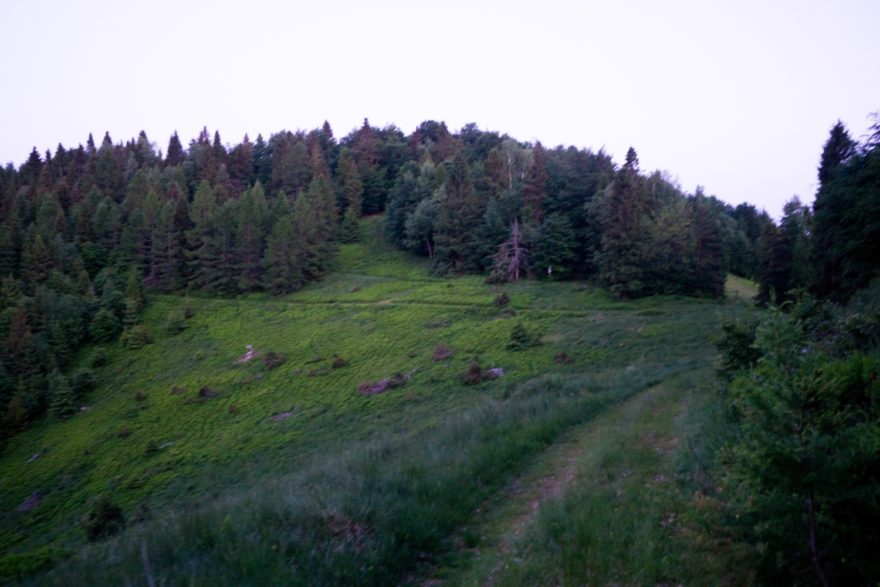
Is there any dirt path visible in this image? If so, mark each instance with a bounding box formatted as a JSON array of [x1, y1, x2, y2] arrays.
[[417, 375, 691, 586]]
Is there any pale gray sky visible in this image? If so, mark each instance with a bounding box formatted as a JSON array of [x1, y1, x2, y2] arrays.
[[1, 0, 878, 217]]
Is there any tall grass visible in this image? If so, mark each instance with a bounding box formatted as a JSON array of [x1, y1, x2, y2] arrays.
[[32, 361, 694, 586], [486, 369, 747, 587]]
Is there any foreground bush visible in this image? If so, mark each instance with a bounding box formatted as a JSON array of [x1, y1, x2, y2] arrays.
[[719, 308, 880, 585]]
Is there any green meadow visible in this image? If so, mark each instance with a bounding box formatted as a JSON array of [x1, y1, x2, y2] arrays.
[[1, 218, 749, 585]]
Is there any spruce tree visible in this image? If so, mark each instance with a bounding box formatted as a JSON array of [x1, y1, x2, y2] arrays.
[[596, 147, 650, 297], [690, 195, 726, 297], [812, 122, 857, 298], [263, 213, 303, 294], [336, 148, 363, 216], [165, 132, 185, 167], [523, 142, 548, 224], [433, 154, 484, 273], [236, 182, 268, 292]]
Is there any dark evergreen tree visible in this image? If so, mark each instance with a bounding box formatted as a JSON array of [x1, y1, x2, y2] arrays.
[[89, 306, 120, 343], [263, 212, 303, 294], [595, 147, 650, 297], [236, 182, 268, 291], [523, 142, 548, 223], [336, 147, 363, 216], [433, 154, 484, 273], [689, 194, 726, 297], [529, 213, 577, 280], [165, 132, 185, 167], [812, 122, 857, 298]]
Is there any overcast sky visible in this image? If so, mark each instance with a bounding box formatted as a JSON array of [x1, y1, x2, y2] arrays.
[[1, 0, 877, 218]]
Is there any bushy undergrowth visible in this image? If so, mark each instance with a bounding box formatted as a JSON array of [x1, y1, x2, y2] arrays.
[[717, 303, 880, 585]]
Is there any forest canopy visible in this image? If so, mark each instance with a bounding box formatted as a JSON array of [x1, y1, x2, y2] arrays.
[[2, 116, 878, 438]]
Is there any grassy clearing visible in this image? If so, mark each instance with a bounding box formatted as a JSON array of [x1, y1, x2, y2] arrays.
[[725, 274, 758, 300], [1, 217, 748, 584]]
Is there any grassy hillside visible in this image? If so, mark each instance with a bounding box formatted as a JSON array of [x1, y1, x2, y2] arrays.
[[1, 217, 749, 584]]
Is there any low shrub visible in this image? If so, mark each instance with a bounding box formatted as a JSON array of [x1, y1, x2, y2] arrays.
[[70, 370, 96, 398], [507, 322, 538, 350], [164, 308, 187, 335], [263, 352, 287, 370], [121, 325, 153, 350], [82, 496, 125, 542], [90, 348, 108, 368]]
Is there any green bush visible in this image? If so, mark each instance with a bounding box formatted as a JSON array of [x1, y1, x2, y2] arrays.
[[507, 322, 538, 350], [121, 325, 153, 350], [70, 369, 96, 399], [82, 496, 125, 542], [89, 307, 120, 343], [90, 347, 108, 367], [714, 317, 761, 379], [164, 308, 187, 335], [723, 309, 880, 584]]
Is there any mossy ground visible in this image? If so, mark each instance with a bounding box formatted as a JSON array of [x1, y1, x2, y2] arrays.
[[0, 218, 750, 583]]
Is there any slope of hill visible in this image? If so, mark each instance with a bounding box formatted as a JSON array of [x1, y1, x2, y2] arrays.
[[1, 217, 747, 584]]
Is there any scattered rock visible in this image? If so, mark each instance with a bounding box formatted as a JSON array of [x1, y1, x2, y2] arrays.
[[331, 355, 348, 369], [270, 410, 295, 421], [236, 345, 256, 364], [307, 367, 329, 377], [17, 491, 42, 512], [359, 379, 391, 395], [28, 448, 49, 464], [432, 343, 455, 361], [358, 370, 415, 395], [487, 367, 504, 379], [460, 363, 503, 385]]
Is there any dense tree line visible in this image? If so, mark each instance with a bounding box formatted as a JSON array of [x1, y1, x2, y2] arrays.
[[715, 116, 880, 585], [0, 124, 354, 436], [755, 118, 880, 304], [385, 124, 769, 298], [0, 118, 789, 438]]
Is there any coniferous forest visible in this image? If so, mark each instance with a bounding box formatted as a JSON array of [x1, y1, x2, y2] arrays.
[[0, 120, 754, 432], [1, 117, 879, 585]]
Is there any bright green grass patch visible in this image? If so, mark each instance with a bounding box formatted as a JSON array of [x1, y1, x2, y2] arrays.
[[725, 273, 758, 300]]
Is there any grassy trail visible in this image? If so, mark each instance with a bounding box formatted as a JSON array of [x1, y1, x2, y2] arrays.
[[422, 370, 720, 586]]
